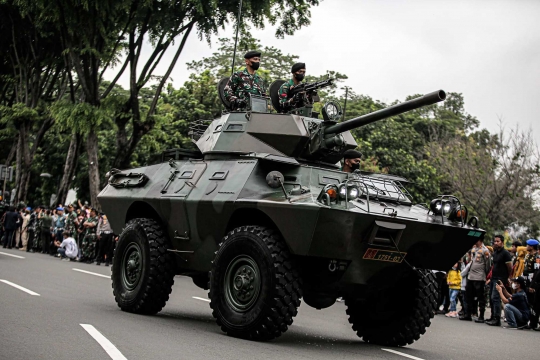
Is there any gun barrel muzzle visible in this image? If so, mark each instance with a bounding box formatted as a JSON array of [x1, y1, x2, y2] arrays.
[[324, 90, 446, 135]]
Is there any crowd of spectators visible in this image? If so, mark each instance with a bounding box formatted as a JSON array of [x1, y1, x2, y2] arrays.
[[435, 235, 540, 330], [1, 200, 117, 266]]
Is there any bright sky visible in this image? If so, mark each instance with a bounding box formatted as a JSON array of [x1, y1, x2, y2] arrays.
[[107, 0, 540, 142]]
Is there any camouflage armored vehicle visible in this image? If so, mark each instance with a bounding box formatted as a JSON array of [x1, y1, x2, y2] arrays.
[[98, 83, 485, 347]]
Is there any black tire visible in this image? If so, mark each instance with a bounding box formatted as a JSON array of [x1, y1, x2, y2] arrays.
[[112, 218, 175, 315], [209, 226, 302, 340], [345, 269, 438, 347]]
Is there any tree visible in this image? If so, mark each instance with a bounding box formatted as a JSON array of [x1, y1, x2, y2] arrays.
[[14, 0, 320, 208], [111, 0, 321, 170], [0, 2, 67, 203], [428, 124, 540, 237]]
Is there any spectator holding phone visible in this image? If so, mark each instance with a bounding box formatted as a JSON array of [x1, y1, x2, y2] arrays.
[[497, 276, 530, 329], [54, 232, 78, 261]]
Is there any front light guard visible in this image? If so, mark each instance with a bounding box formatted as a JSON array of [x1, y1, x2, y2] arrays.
[[429, 195, 470, 227]]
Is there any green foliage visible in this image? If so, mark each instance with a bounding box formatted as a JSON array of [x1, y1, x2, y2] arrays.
[[187, 35, 300, 85], [50, 101, 113, 134]]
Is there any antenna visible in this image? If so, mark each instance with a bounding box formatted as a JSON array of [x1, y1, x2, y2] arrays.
[[231, 0, 243, 75]]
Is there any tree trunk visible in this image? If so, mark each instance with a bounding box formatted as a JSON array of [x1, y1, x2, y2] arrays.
[[2, 138, 17, 200], [13, 135, 23, 203], [86, 129, 101, 211], [57, 132, 80, 204]]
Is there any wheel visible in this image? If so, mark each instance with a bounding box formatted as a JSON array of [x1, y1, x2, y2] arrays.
[[112, 218, 175, 315], [345, 269, 438, 347], [209, 225, 302, 340]]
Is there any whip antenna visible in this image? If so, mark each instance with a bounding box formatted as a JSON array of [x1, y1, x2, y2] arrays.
[[231, 0, 243, 75]]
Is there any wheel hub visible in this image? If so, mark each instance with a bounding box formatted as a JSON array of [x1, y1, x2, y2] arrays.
[[224, 256, 261, 312], [121, 243, 142, 290]]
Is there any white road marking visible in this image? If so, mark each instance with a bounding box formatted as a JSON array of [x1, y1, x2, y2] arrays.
[[193, 296, 211, 302], [80, 324, 127, 360], [381, 348, 425, 360], [73, 268, 110, 279], [0, 279, 40, 296], [0, 251, 25, 259]]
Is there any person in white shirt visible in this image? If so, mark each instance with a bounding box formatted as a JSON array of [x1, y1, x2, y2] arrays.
[[54, 232, 78, 261]]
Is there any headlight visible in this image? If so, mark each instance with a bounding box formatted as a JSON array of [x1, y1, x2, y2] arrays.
[[429, 196, 468, 224], [338, 184, 360, 200], [430, 199, 453, 215]]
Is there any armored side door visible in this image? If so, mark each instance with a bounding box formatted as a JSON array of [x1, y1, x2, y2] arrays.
[[160, 160, 208, 251]]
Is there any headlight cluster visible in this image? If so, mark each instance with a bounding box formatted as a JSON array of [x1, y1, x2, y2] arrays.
[[318, 183, 360, 206], [429, 196, 468, 224]]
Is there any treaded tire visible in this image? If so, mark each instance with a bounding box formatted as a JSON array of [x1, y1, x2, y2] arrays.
[[112, 218, 175, 315], [209, 225, 302, 340], [345, 269, 438, 347]]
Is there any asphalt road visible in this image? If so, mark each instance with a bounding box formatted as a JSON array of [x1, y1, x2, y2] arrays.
[[0, 248, 537, 360]]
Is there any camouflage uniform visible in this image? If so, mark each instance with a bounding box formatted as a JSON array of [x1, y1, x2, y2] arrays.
[[82, 216, 98, 260], [278, 79, 312, 112], [32, 213, 42, 250], [64, 210, 77, 236], [223, 68, 265, 109]]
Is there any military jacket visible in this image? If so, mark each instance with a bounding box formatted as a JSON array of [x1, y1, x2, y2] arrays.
[[223, 68, 265, 107], [65, 211, 77, 233], [28, 212, 36, 231], [85, 216, 99, 236], [524, 252, 538, 278], [278, 79, 312, 112]]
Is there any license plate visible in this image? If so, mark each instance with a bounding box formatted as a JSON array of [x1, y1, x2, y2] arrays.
[[363, 248, 406, 263]]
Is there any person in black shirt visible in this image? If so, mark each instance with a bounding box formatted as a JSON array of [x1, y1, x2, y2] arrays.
[[2, 206, 18, 248], [497, 276, 530, 329], [486, 235, 513, 326]]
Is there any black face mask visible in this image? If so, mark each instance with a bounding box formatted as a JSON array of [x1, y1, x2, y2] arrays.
[[350, 162, 360, 171], [250, 61, 260, 70], [294, 73, 305, 81]]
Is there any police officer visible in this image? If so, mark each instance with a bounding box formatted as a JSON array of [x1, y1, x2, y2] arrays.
[[341, 149, 362, 173], [223, 50, 266, 110], [278, 62, 309, 112], [96, 213, 114, 266], [523, 239, 539, 279]]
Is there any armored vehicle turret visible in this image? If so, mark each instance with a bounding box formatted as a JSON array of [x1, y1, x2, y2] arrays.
[[99, 85, 484, 347]]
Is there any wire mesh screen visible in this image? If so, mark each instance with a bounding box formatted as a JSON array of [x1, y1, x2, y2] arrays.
[[188, 120, 211, 141]]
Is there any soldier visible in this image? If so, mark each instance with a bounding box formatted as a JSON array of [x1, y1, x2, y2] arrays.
[[52, 207, 66, 255], [278, 62, 309, 112], [341, 149, 362, 173], [64, 204, 77, 240], [81, 208, 99, 263], [32, 206, 43, 252], [25, 207, 36, 252], [223, 50, 266, 110]]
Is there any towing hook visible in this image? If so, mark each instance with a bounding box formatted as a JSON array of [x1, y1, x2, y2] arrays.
[[328, 260, 337, 272]]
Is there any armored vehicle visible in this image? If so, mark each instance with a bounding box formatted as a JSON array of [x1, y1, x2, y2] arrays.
[[98, 83, 485, 347]]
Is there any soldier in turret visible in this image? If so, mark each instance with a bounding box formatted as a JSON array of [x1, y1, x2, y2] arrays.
[[223, 50, 266, 110], [341, 149, 362, 173], [278, 62, 309, 112]]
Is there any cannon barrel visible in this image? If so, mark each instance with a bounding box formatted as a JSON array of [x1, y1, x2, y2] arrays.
[[324, 90, 446, 135]]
